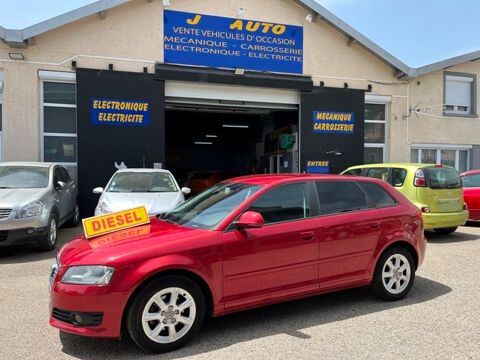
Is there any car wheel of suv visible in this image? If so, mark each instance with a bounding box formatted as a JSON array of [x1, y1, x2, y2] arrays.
[[433, 227, 458, 235], [37, 214, 58, 251], [126, 275, 205, 353], [370, 247, 415, 300], [67, 202, 80, 227]]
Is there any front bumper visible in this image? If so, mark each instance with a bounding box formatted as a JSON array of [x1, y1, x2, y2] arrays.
[[49, 277, 128, 338], [423, 210, 469, 230], [0, 226, 47, 247]]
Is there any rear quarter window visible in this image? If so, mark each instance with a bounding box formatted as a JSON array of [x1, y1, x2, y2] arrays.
[[357, 182, 397, 208], [391, 168, 407, 187]]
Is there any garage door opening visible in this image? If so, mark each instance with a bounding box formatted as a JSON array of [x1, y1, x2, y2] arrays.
[[165, 102, 299, 194]]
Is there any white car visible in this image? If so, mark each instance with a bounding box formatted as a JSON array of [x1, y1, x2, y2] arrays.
[[93, 169, 190, 216]]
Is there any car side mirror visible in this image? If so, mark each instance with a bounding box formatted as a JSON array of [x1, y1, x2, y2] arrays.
[[93, 187, 104, 194], [56, 181, 66, 190], [181, 187, 191, 195], [235, 211, 265, 229]]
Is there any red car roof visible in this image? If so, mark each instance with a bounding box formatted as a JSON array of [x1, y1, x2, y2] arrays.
[[461, 169, 480, 176], [227, 173, 362, 186]]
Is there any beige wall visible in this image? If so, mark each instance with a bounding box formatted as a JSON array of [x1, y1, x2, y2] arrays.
[[0, 0, 410, 162], [408, 61, 480, 147]]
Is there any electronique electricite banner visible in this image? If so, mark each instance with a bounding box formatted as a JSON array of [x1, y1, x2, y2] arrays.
[[91, 98, 150, 127], [164, 10, 303, 74], [313, 111, 355, 135]]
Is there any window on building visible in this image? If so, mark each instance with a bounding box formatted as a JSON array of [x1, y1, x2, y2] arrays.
[[364, 103, 386, 163], [444, 73, 476, 116], [411, 147, 470, 173], [41, 79, 77, 179]]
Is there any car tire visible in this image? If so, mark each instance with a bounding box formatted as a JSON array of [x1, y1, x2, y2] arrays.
[[126, 275, 205, 353], [370, 246, 415, 301], [67, 201, 80, 227], [433, 227, 458, 235], [37, 213, 58, 252]]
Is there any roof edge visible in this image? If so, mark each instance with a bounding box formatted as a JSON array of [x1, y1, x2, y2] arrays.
[[1, 0, 478, 79], [413, 50, 480, 77]]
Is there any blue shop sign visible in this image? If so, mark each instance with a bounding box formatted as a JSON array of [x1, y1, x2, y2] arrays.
[[91, 98, 150, 127], [164, 10, 303, 74], [306, 161, 330, 174], [313, 111, 355, 135]]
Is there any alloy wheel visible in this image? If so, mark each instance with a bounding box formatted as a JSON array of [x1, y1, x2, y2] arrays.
[[141, 287, 196, 344], [382, 254, 411, 294]]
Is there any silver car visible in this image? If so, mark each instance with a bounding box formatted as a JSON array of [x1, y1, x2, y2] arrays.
[[0, 162, 79, 251]]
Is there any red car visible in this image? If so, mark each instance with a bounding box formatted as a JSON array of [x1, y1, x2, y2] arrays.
[[49, 174, 426, 353], [460, 170, 480, 220]]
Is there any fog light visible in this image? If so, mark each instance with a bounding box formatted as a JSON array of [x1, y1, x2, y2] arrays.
[[26, 229, 34, 234], [74, 314, 83, 324]]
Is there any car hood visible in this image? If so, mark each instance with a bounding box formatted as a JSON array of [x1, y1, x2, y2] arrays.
[[57, 218, 212, 268], [100, 192, 182, 215], [0, 188, 49, 208]]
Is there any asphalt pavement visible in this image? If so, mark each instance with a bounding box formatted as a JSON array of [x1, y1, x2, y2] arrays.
[[0, 224, 479, 360]]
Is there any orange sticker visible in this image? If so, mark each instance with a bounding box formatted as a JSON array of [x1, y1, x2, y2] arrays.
[[82, 206, 150, 239]]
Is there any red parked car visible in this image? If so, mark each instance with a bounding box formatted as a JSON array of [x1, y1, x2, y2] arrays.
[[49, 174, 426, 353], [460, 170, 480, 220]]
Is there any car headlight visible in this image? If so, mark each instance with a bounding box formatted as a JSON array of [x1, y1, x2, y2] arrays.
[[16, 200, 44, 219], [96, 201, 110, 215], [61, 265, 114, 285]]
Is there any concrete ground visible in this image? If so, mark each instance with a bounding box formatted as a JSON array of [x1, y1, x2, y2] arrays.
[[0, 224, 479, 360]]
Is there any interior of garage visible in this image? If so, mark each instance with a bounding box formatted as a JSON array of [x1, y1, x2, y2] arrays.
[[165, 103, 299, 193]]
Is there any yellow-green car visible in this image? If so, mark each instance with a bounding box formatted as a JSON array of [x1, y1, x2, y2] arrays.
[[341, 163, 469, 234]]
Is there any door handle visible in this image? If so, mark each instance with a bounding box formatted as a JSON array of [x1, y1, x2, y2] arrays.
[[370, 222, 381, 229], [300, 231, 315, 240]]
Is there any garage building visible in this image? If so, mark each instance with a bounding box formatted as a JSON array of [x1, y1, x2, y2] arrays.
[[0, 0, 479, 214]]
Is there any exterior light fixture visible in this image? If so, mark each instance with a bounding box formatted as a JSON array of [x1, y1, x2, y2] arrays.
[[163, 0, 171, 7], [8, 53, 25, 60], [205, 135, 218, 138], [305, 14, 314, 23], [223, 124, 249, 129], [234, 68, 245, 75], [237, 8, 245, 19], [194, 141, 213, 145]]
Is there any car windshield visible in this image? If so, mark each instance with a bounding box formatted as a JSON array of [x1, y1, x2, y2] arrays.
[[106, 172, 178, 193], [163, 182, 262, 229], [0, 166, 49, 189], [424, 167, 462, 189]]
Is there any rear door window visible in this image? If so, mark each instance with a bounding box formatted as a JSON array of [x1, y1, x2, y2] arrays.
[[357, 182, 397, 208], [365, 168, 389, 182], [424, 167, 462, 189], [462, 174, 480, 188], [248, 182, 310, 224], [343, 168, 362, 176], [315, 181, 368, 215]]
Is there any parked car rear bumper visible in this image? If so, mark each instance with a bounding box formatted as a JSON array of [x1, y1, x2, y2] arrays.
[[423, 210, 469, 229]]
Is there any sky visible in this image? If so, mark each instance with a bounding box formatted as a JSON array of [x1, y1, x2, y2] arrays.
[[0, 0, 479, 67]]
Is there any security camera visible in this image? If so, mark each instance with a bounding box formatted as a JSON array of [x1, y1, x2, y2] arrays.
[[305, 14, 314, 23]]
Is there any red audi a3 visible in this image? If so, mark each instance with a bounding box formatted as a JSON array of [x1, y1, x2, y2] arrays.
[[49, 174, 426, 353]]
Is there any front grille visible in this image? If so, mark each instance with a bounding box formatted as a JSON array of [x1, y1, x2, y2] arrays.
[[0, 231, 9, 242], [52, 308, 103, 327], [0, 209, 12, 219]]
